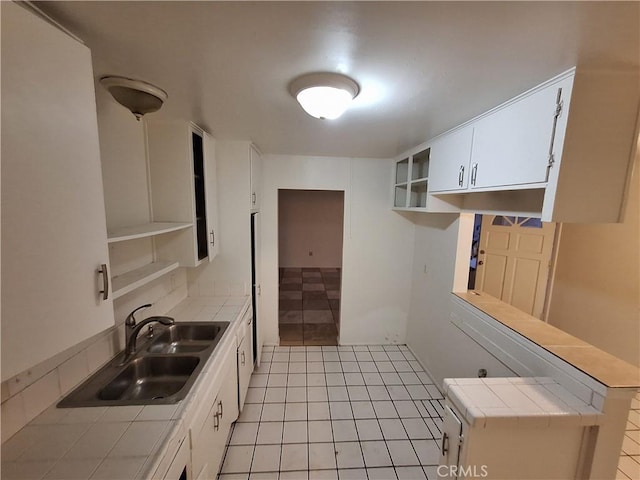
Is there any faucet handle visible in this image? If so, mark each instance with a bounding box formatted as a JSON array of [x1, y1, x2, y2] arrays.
[[125, 303, 152, 327]]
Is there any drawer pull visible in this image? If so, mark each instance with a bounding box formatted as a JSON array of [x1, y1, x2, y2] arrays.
[[98, 263, 109, 300], [441, 432, 449, 456]]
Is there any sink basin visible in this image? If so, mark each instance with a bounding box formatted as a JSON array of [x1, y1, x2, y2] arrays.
[[57, 321, 229, 407], [98, 356, 199, 401], [147, 323, 226, 354]]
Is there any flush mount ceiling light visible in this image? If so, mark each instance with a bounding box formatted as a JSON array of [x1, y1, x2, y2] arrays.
[[100, 76, 168, 121], [289, 72, 360, 120]]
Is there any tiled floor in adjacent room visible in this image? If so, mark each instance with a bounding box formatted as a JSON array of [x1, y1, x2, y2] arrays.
[[618, 392, 640, 479], [279, 268, 341, 346], [219, 345, 443, 480]]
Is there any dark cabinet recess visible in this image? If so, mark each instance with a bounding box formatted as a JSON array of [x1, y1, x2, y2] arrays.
[[192, 132, 208, 260]]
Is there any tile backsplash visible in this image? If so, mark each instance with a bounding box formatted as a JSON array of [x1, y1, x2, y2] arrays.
[[1, 269, 189, 443]]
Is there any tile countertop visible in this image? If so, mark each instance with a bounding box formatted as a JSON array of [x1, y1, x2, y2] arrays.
[[454, 291, 640, 389], [1, 295, 251, 480], [443, 377, 602, 428]]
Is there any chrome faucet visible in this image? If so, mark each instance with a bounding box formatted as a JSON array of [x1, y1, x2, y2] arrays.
[[122, 304, 175, 362]]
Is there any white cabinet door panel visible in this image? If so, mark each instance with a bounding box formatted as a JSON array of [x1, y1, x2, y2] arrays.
[[470, 78, 570, 189], [429, 126, 474, 192], [237, 316, 254, 410], [250, 146, 262, 211], [1, 2, 113, 381], [204, 132, 220, 262], [439, 405, 464, 479]]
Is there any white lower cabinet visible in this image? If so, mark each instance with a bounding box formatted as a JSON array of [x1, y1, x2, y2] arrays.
[[237, 311, 254, 411], [163, 435, 192, 480], [439, 378, 601, 479], [190, 347, 239, 480], [438, 405, 464, 480]]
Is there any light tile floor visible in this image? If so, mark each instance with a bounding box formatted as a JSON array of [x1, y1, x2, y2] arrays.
[[618, 392, 640, 479], [219, 345, 443, 480], [219, 346, 640, 480]]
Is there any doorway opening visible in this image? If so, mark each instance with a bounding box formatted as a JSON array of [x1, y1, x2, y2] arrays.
[[278, 189, 344, 346], [469, 214, 557, 319]]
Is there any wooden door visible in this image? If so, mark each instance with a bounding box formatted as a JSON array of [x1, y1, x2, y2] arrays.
[[475, 215, 556, 318]]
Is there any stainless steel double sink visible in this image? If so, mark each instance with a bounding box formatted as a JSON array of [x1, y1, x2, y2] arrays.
[[58, 322, 229, 407]]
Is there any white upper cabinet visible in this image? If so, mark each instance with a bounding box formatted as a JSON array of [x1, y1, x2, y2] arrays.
[[250, 145, 262, 211], [204, 133, 220, 261], [469, 76, 572, 190], [1, 2, 114, 380], [146, 121, 220, 267], [401, 67, 639, 222], [429, 125, 474, 192]]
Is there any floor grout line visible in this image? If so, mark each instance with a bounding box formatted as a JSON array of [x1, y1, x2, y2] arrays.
[[223, 346, 445, 479]]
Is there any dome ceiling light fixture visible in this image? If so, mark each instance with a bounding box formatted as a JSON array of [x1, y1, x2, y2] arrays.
[[100, 76, 168, 121], [289, 72, 360, 120]]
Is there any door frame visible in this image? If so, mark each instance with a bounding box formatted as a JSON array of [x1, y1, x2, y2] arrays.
[[276, 188, 346, 345]]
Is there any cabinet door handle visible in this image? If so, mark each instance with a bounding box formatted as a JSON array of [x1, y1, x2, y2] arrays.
[[441, 432, 449, 456], [213, 412, 219, 431], [241, 350, 246, 366], [458, 165, 465, 187], [252, 192, 256, 205], [471, 163, 478, 186], [98, 264, 109, 300], [217, 400, 223, 418], [210, 230, 215, 247]]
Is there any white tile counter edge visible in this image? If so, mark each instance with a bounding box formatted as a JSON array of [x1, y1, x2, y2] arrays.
[[442, 377, 602, 429]]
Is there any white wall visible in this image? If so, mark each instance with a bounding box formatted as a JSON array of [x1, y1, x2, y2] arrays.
[[405, 213, 516, 388], [279, 189, 344, 268], [96, 85, 150, 229], [547, 158, 640, 367], [262, 154, 415, 346]]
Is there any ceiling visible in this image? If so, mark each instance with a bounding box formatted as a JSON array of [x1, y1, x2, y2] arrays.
[[35, 1, 640, 158]]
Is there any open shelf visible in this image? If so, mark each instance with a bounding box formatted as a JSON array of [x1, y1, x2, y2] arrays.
[[112, 261, 180, 299], [107, 222, 192, 243], [393, 147, 431, 210]]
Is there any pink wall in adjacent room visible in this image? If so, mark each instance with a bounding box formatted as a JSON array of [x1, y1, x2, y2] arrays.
[[278, 189, 344, 268]]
